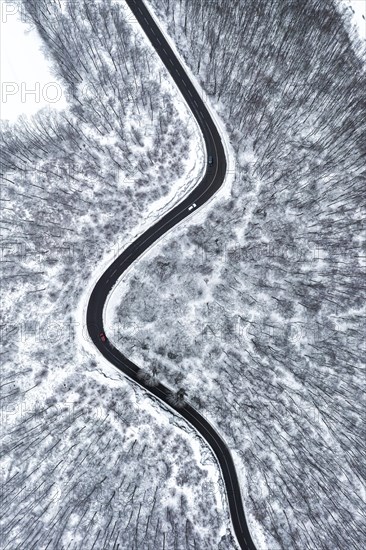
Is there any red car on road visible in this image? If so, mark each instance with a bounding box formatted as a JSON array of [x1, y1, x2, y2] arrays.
[[99, 332, 107, 343]]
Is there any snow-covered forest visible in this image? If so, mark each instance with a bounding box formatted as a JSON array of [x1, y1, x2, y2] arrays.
[[0, 1, 236, 548], [110, 0, 366, 548]]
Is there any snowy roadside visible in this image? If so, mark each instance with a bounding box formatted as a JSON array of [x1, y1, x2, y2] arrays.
[[103, 0, 237, 336]]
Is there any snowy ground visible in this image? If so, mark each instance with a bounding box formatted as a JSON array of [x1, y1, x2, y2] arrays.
[[0, 0, 237, 548], [342, 0, 366, 39], [109, 1, 366, 549], [0, 1, 67, 120]]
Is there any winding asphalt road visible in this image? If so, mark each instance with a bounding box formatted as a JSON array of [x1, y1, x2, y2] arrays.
[[87, 1, 257, 548]]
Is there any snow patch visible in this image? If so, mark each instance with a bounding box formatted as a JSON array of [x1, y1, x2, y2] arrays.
[[0, 2, 67, 122]]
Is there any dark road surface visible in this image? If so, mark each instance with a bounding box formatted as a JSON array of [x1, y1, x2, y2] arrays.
[[87, 1, 257, 548]]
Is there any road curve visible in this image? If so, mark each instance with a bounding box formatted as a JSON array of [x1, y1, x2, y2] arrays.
[[87, 1, 257, 548]]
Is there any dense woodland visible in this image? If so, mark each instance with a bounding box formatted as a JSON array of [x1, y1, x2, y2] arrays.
[[114, 0, 366, 548], [0, 1, 232, 548], [1, 365, 229, 549]]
